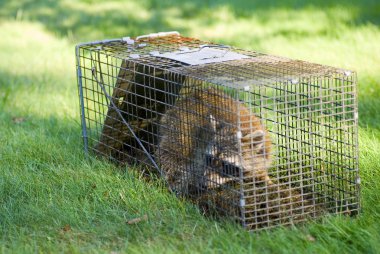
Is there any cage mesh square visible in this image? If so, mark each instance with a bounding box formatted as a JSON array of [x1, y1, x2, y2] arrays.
[[76, 32, 360, 231]]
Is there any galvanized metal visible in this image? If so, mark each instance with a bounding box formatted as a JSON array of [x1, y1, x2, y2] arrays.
[[76, 32, 360, 231], [75, 45, 89, 156]]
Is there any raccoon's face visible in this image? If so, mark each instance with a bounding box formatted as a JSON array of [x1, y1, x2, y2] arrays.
[[208, 114, 270, 174], [212, 125, 241, 166]]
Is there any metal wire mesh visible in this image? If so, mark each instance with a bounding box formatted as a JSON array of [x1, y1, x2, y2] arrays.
[[76, 33, 360, 231]]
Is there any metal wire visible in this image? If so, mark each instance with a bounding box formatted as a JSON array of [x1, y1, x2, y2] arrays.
[[76, 33, 360, 231], [90, 66, 166, 177]]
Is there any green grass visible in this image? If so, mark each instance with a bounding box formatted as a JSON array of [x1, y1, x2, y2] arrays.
[[0, 0, 379, 253]]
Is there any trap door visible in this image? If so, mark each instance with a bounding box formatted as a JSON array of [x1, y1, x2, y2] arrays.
[[96, 59, 186, 164]]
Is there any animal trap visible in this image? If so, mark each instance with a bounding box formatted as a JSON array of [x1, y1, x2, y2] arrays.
[[76, 32, 360, 231]]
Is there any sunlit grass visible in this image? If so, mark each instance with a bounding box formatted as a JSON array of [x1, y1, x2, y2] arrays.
[[0, 0, 379, 252]]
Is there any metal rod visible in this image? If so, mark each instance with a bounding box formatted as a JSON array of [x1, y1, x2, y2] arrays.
[[136, 31, 180, 41], [90, 66, 172, 192], [76, 38, 122, 48], [75, 45, 89, 156]]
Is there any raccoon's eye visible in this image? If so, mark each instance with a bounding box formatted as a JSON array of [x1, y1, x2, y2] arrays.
[[216, 123, 226, 130]]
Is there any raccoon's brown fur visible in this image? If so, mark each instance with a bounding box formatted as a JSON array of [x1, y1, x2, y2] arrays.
[[154, 86, 273, 196]]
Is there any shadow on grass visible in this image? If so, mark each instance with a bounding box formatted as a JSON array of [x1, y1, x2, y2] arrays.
[[0, 69, 82, 161], [0, 108, 83, 168], [146, 0, 380, 26], [0, 0, 183, 41], [0, 0, 379, 42]]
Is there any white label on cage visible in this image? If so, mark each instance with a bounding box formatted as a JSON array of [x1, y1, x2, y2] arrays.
[[155, 47, 250, 65]]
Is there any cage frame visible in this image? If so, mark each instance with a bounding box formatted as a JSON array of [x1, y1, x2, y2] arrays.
[[75, 32, 360, 231]]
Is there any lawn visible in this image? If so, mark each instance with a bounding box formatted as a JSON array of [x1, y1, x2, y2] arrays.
[[0, 0, 379, 253]]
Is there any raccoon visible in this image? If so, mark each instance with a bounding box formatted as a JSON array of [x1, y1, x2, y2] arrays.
[[154, 87, 273, 196]]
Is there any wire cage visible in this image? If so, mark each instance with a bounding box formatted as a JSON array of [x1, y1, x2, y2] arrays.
[[76, 32, 360, 231]]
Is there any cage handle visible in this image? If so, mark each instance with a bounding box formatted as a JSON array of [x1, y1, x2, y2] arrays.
[[136, 31, 180, 41]]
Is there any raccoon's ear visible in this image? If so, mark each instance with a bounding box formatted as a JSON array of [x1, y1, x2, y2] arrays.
[[241, 130, 265, 142]]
